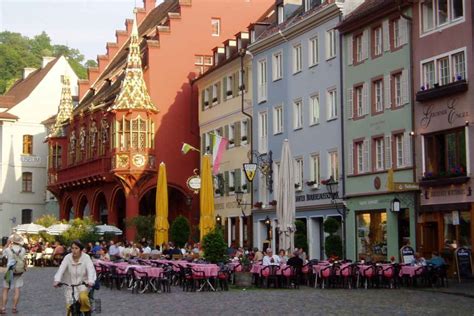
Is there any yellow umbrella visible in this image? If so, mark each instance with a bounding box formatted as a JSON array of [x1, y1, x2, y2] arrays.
[[200, 155, 215, 240], [154, 162, 169, 247]]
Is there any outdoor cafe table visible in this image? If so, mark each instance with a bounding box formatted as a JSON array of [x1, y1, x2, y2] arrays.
[[399, 264, 424, 277]]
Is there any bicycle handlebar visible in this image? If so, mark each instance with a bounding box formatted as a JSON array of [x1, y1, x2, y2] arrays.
[[57, 282, 88, 288]]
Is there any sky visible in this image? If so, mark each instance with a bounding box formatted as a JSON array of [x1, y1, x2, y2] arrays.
[[0, 0, 163, 61]]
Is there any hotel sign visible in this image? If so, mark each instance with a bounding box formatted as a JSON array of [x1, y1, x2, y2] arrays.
[[393, 182, 419, 192], [295, 192, 338, 202], [20, 155, 41, 163]]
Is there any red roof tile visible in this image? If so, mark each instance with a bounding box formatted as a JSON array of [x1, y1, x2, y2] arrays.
[[0, 112, 19, 120]]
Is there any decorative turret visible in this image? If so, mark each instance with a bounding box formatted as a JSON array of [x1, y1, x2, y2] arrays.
[[109, 14, 157, 112], [51, 75, 74, 136]]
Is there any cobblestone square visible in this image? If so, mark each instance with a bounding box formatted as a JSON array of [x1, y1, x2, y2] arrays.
[[1, 267, 472, 316]]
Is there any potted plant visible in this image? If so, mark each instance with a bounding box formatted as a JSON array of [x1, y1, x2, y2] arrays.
[[234, 253, 253, 287], [241, 135, 247, 142], [254, 201, 263, 208], [324, 217, 342, 259], [269, 200, 277, 206], [226, 90, 233, 96]]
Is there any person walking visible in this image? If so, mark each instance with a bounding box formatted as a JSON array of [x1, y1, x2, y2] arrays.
[[1, 234, 27, 314], [53, 240, 96, 315]]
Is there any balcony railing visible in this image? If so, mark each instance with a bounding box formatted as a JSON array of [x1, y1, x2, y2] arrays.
[[54, 157, 112, 185]]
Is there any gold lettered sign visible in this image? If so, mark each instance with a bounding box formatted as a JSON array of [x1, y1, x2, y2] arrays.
[[243, 163, 257, 182], [186, 175, 201, 194]]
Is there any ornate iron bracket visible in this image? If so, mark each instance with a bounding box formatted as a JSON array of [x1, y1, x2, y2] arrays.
[[248, 150, 273, 193]]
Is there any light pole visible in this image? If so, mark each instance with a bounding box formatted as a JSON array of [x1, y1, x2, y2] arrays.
[[324, 176, 348, 259]]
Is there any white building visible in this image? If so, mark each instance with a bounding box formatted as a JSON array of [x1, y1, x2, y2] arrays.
[[0, 56, 78, 240]]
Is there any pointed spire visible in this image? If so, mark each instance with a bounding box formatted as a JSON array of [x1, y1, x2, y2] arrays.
[[110, 13, 157, 112], [51, 75, 74, 136]]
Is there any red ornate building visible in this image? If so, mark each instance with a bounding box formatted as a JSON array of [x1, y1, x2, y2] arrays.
[[46, 0, 273, 241]]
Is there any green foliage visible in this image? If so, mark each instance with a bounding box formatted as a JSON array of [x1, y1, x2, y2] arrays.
[[324, 218, 342, 259], [202, 228, 227, 263], [323, 217, 340, 234], [294, 219, 308, 252], [170, 216, 190, 248], [0, 30, 90, 94], [126, 215, 155, 243], [325, 235, 343, 258], [34, 214, 60, 228], [59, 216, 99, 247]]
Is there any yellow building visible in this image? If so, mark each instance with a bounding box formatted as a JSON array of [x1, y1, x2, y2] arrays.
[[195, 31, 253, 248]]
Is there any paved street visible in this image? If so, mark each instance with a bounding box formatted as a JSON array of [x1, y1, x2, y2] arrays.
[[0, 267, 473, 315]]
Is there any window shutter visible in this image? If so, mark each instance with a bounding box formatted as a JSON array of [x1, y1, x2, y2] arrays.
[[362, 29, 369, 60], [201, 133, 206, 152], [384, 74, 391, 109], [294, 159, 300, 187], [217, 82, 222, 103], [233, 72, 239, 97], [347, 36, 353, 66], [403, 131, 412, 167], [223, 77, 227, 97], [362, 82, 368, 115], [347, 142, 354, 175], [400, 17, 408, 46], [401, 69, 409, 105], [243, 67, 249, 92], [347, 88, 353, 119], [235, 168, 241, 191], [385, 135, 392, 169], [235, 121, 241, 147], [273, 162, 279, 197], [363, 139, 369, 173], [224, 125, 229, 148], [201, 91, 205, 110], [224, 171, 229, 196], [383, 20, 390, 52]]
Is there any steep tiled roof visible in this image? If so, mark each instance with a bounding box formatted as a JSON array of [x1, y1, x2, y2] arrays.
[[0, 112, 19, 120], [0, 57, 60, 109]]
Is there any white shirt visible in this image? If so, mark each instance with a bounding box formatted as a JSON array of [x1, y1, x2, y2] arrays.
[[262, 254, 280, 266], [142, 246, 151, 254]]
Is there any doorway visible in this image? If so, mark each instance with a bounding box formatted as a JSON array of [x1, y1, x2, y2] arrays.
[[421, 221, 438, 258]]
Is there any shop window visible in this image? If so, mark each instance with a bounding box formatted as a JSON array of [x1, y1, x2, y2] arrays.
[[423, 127, 466, 179], [356, 211, 387, 261], [23, 135, 33, 155], [21, 209, 32, 224], [444, 211, 471, 248]]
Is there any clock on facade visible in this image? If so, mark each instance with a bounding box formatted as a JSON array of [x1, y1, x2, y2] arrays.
[[132, 154, 146, 167], [117, 154, 129, 168]]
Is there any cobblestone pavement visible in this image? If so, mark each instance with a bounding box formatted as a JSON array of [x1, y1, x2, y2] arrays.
[[1, 267, 473, 315]]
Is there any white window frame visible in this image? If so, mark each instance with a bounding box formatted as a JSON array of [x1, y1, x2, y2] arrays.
[[272, 51, 283, 81], [355, 34, 363, 63], [278, 5, 284, 24], [295, 157, 304, 191], [273, 105, 284, 135], [326, 89, 337, 120], [226, 74, 233, 99], [241, 169, 248, 193], [257, 59, 267, 103], [326, 29, 337, 60], [229, 170, 235, 193], [419, 47, 467, 89], [394, 72, 402, 107], [422, 61, 435, 89], [293, 99, 303, 130], [229, 124, 235, 148], [309, 94, 320, 126], [241, 120, 248, 144], [356, 142, 364, 174], [375, 138, 384, 171], [309, 36, 319, 67], [204, 89, 210, 109], [393, 18, 401, 48], [211, 18, 221, 37], [374, 79, 383, 112], [310, 153, 320, 188], [212, 83, 219, 105], [355, 86, 363, 117], [374, 26, 382, 56], [293, 43, 302, 74], [395, 133, 404, 168], [258, 111, 268, 153], [328, 150, 338, 180], [419, 0, 465, 36]]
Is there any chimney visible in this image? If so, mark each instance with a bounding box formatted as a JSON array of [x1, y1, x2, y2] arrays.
[[23, 68, 37, 79], [42, 56, 56, 68]]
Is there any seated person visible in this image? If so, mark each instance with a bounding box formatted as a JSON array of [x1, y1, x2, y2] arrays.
[[278, 249, 288, 264], [262, 248, 280, 266], [253, 247, 263, 263], [42, 242, 54, 266], [287, 250, 303, 270], [426, 251, 447, 268], [412, 252, 426, 266]]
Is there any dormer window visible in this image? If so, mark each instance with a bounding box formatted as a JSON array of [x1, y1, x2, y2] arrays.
[[211, 18, 220, 36], [214, 52, 219, 65], [251, 30, 256, 43], [226, 47, 230, 59], [278, 5, 284, 24], [305, 0, 311, 11]]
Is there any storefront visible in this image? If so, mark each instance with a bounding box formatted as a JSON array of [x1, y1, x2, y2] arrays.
[[346, 192, 417, 262]]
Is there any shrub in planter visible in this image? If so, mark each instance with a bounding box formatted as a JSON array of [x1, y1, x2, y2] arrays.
[[126, 215, 155, 242], [202, 227, 227, 263], [324, 217, 342, 259], [294, 219, 308, 252], [170, 215, 191, 248]]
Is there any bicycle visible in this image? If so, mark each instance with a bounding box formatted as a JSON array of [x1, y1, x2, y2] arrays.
[[57, 282, 100, 316]]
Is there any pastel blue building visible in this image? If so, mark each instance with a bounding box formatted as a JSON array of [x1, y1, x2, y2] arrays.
[[248, 0, 346, 259]]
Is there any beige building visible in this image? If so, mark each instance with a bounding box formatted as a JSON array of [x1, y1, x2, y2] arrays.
[[195, 31, 253, 248]]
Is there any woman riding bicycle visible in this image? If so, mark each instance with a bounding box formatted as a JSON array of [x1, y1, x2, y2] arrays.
[[53, 240, 96, 315]]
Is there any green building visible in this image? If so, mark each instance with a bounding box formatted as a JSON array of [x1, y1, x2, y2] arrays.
[[338, 0, 417, 262]]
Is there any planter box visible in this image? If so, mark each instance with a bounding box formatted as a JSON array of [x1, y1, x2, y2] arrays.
[[416, 80, 468, 102], [234, 271, 253, 287]]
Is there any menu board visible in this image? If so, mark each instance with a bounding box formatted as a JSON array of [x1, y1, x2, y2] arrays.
[[455, 247, 473, 282], [400, 246, 415, 264]]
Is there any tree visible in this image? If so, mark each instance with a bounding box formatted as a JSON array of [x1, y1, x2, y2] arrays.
[[324, 217, 342, 259], [34, 214, 61, 243], [170, 215, 190, 248], [59, 216, 99, 247], [294, 219, 308, 252], [202, 228, 227, 263], [126, 215, 155, 243]]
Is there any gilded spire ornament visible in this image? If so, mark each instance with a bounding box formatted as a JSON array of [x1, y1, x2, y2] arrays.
[[110, 14, 157, 112], [51, 75, 74, 136]]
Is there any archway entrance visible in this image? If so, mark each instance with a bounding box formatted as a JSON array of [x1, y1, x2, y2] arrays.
[[111, 189, 126, 233], [138, 186, 192, 224], [77, 196, 90, 218], [65, 198, 73, 221], [94, 192, 108, 224]]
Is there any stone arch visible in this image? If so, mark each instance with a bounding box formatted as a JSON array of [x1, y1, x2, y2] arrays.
[[63, 196, 74, 221], [92, 191, 108, 224], [110, 186, 126, 232], [77, 194, 90, 218]]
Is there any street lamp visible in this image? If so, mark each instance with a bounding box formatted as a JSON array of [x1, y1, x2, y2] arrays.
[[324, 176, 347, 259], [235, 190, 252, 217], [216, 214, 222, 226], [391, 198, 401, 212]]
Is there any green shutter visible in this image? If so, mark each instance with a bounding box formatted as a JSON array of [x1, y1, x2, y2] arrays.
[[223, 77, 227, 98], [235, 168, 241, 191], [224, 125, 229, 149], [244, 66, 249, 92], [201, 90, 205, 110], [232, 72, 239, 97], [224, 171, 229, 196], [247, 119, 251, 143], [217, 82, 221, 103], [234, 121, 241, 147]]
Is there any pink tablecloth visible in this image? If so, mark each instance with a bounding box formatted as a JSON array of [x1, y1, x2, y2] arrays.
[[134, 266, 163, 278], [399, 265, 424, 277], [189, 263, 218, 277]]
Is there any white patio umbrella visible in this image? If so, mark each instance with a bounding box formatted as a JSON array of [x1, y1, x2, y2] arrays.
[[276, 139, 296, 253], [12, 223, 47, 234], [46, 223, 71, 235], [95, 224, 123, 235]]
